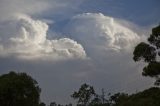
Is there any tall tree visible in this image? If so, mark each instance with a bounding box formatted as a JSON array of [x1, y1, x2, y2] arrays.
[[0, 71, 41, 106], [133, 25, 160, 85], [71, 83, 95, 106]]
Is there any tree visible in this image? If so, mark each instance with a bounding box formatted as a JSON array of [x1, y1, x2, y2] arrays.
[[65, 103, 72, 106], [89, 89, 110, 106], [108, 93, 128, 106], [110, 87, 160, 106], [39, 102, 46, 106], [133, 25, 160, 85], [0, 71, 41, 106], [50, 102, 57, 106], [71, 83, 96, 106], [89, 95, 110, 106]]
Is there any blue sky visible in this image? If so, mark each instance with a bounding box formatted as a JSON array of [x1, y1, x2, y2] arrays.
[[79, 0, 160, 26], [0, 0, 159, 105]]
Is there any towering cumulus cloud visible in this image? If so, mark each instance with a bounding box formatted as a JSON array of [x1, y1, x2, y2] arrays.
[[0, 14, 86, 60], [65, 13, 140, 52]]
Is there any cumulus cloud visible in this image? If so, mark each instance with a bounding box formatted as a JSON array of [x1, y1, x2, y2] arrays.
[[0, 0, 157, 104], [65, 13, 141, 52], [0, 14, 86, 60]]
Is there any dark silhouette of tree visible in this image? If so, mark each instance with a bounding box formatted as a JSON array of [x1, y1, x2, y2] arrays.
[[133, 25, 160, 85], [110, 87, 160, 106], [65, 103, 72, 106], [89, 95, 102, 106], [108, 93, 128, 106], [71, 83, 95, 106], [50, 102, 57, 106], [0, 71, 41, 106], [39, 102, 46, 106], [89, 89, 110, 106], [57, 104, 63, 106], [89, 95, 110, 106]]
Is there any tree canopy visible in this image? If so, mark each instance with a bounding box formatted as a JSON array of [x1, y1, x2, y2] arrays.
[[0, 71, 41, 106], [111, 87, 160, 106], [133, 25, 160, 85], [71, 83, 95, 106]]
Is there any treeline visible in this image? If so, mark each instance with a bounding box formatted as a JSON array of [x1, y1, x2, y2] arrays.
[[71, 83, 160, 106], [0, 72, 160, 106]]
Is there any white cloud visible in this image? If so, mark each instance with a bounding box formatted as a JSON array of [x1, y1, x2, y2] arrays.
[[65, 13, 141, 52], [0, 14, 86, 60], [62, 14, 151, 96], [0, 0, 85, 22], [0, 0, 50, 22], [0, 0, 156, 104]]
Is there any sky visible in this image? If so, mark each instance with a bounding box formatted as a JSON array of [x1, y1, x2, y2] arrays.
[[0, 0, 160, 105]]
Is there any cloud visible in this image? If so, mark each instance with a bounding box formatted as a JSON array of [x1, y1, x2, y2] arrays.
[[0, 0, 85, 22], [0, 0, 50, 22], [64, 13, 140, 52], [0, 14, 86, 60], [61, 13, 154, 100], [0, 0, 157, 104]]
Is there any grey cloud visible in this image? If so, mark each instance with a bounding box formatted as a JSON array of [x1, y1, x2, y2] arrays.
[[0, 55, 154, 104]]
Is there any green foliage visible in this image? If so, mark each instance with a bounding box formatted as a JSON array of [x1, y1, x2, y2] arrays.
[[133, 25, 160, 85], [71, 83, 95, 106], [72, 85, 160, 106], [0, 71, 41, 106], [133, 42, 156, 62], [109, 93, 128, 106], [143, 61, 160, 77], [148, 25, 160, 49], [112, 87, 160, 106]]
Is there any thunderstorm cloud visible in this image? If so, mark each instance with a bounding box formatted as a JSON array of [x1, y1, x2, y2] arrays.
[[0, 0, 159, 104]]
